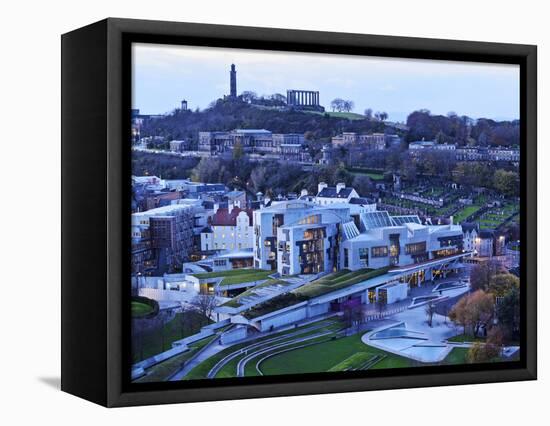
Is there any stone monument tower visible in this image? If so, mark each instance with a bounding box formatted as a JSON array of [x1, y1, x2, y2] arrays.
[[230, 64, 237, 98]]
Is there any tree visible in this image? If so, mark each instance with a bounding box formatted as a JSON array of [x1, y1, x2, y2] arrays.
[[486, 326, 504, 357], [352, 174, 373, 197], [342, 100, 354, 112], [190, 294, 217, 324], [178, 304, 200, 338], [270, 93, 287, 105], [192, 157, 222, 183], [330, 98, 345, 112], [376, 298, 387, 318], [425, 301, 437, 327], [449, 290, 494, 338], [240, 91, 258, 103], [496, 285, 520, 340], [466, 327, 503, 363], [488, 273, 519, 298], [364, 108, 373, 120], [249, 165, 267, 193], [466, 342, 491, 363], [232, 140, 244, 160], [493, 169, 519, 197], [469, 259, 502, 292]]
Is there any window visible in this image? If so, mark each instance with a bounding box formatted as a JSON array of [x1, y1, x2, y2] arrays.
[[344, 248, 349, 268], [405, 241, 427, 255], [359, 248, 369, 267], [371, 246, 388, 257]]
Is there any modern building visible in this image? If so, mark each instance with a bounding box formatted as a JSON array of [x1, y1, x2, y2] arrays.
[[200, 206, 254, 252], [253, 200, 352, 272], [220, 208, 470, 331], [131, 203, 198, 274], [340, 211, 464, 279]]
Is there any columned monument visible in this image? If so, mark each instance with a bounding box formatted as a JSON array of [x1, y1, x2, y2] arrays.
[[286, 90, 324, 112]]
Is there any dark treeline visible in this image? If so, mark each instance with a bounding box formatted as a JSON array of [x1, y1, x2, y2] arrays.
[[140, 99, 519, 149], [133, 149, 518, 200], [140, 98, 391, 145], [406, 109, 519, 146]]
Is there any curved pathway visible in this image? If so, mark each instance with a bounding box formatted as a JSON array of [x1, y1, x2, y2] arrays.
[[236, 331, 333, 377], [207, 322, 336, 379]]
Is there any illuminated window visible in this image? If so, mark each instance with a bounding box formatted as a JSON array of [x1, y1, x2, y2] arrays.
[[372, 246, 388, 257]]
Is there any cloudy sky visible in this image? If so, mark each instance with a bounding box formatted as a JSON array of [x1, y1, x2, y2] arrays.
[[132, 43, 520, 122]]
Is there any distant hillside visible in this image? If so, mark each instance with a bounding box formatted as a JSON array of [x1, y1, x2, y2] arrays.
[[139, 98, 392, 144], [140, 99, 520, 148]]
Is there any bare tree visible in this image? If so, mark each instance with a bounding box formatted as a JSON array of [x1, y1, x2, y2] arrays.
[[364, 108, 373, 120], [376, 298, 387, 319], [190, 294, 217, 324], [425, 301, 437, 327], [342, 100, 355, 112], [331, 98, 345, 112]]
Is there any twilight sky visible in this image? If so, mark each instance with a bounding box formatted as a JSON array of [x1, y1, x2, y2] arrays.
[[132, 43, 520, 122]]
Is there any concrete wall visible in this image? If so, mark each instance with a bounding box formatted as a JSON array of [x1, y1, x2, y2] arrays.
[[138, 287, 195, 303], [307, 302, 330, 317], [220, 326, 248, 344], [259, 306, 308, 331]]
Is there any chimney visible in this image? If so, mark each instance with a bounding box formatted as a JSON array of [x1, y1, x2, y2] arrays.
[[449, 215, 454, 225], [318, 182, 328, 194], [336, 182, 346, 194]]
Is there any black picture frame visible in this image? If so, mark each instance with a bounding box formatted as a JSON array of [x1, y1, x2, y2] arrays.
[[61, 17, 537, 407]]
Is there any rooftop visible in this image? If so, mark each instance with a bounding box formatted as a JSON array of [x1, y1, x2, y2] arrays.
[[210, 207, 253, 226], [317, 186, 354, 198], [243, 267, 391, 319], [234, 129, 271, 134]]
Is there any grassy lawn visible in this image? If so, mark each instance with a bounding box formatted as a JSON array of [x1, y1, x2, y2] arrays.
[[453, 205, 482, 223], [183, 319, 340, 380], [221, 279, 295, 308], [131, 301, 154, 318], [447, 333, 486, 343], [304, 110, 366, 120], [293, 267, 386, 299], [259, 334, 412, 376], [135, 335, 217, 383], [133, 311, 211, 363], [346, 167, 385, 181], [443, 347, 469, 364], [193, 269, 273, 286], [327, 352, 377, 372]]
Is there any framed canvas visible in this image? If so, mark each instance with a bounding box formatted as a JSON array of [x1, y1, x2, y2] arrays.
[[61, 18, 537, 407]]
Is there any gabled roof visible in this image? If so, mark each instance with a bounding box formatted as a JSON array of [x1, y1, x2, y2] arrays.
[[210, 207, 253, 226], [318, 187, 354, 198], [461, 222, 478, 233]]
